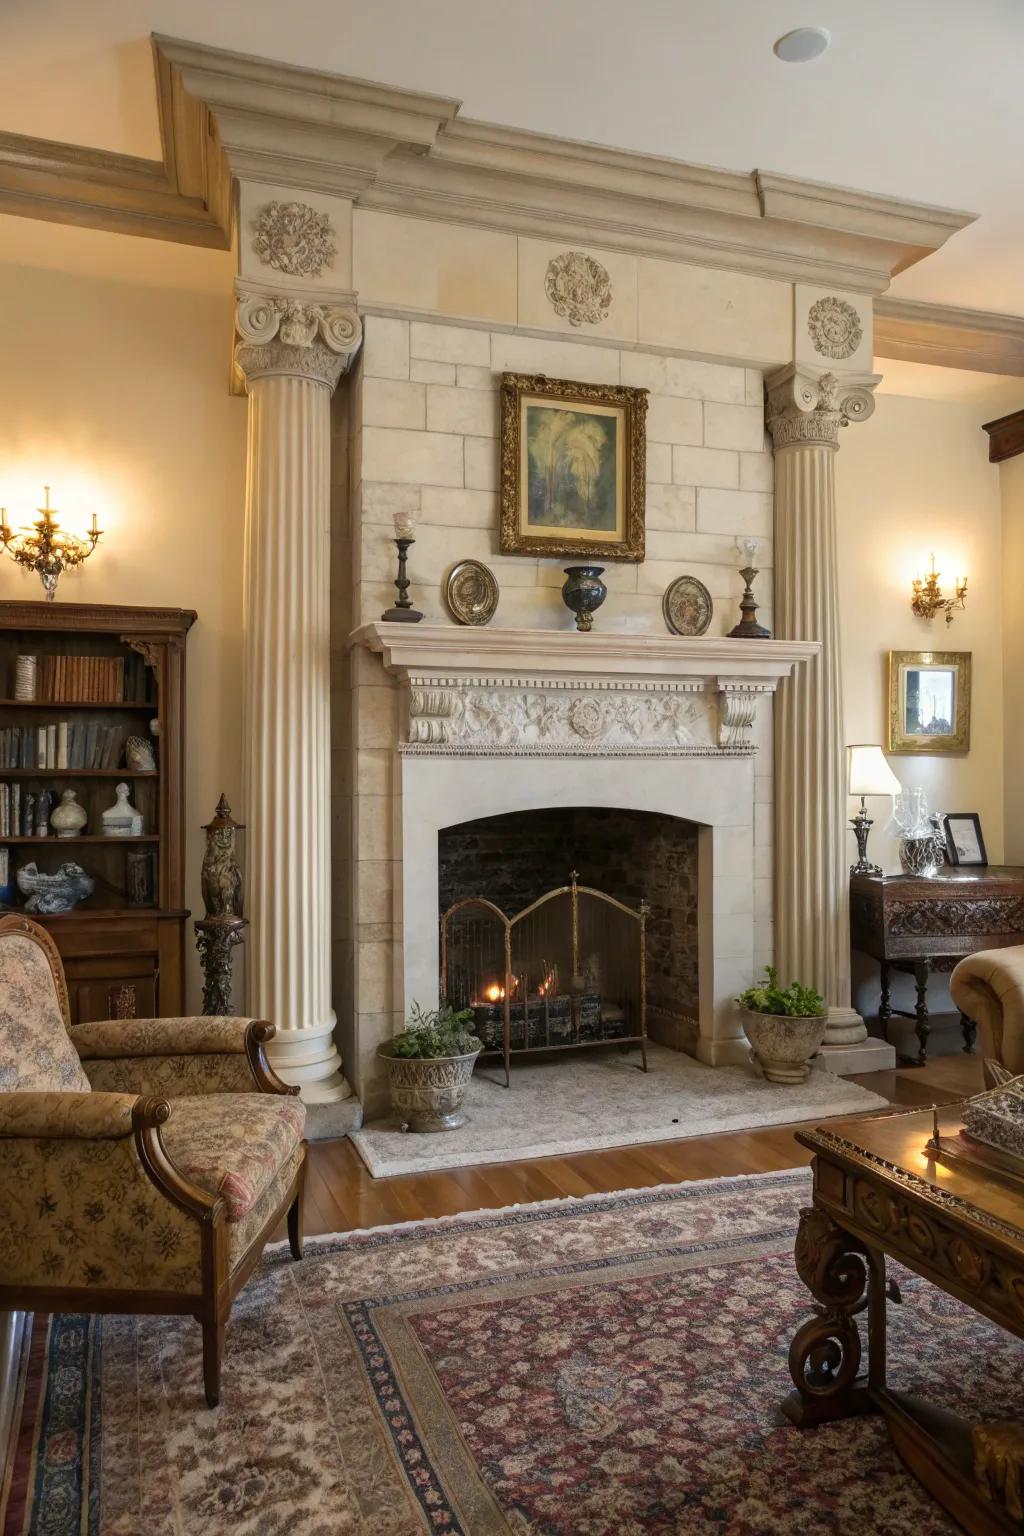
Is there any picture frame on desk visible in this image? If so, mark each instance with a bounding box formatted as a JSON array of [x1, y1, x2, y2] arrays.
[[942, 812, 988, 867]]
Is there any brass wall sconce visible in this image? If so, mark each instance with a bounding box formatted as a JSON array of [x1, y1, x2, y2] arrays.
[[911, 554, 967, 626], [0, 487, 102, 600]]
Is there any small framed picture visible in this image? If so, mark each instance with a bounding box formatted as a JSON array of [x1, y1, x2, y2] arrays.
[[888, 650, 971, 754], [499, 373, 648, 561], [942, 813, 988, 867]]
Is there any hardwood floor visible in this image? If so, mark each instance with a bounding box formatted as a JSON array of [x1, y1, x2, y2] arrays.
[[297, 1048, 985, 1238]]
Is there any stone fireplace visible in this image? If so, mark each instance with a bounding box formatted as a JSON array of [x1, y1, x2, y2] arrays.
[[343, 622, 816, 1116]]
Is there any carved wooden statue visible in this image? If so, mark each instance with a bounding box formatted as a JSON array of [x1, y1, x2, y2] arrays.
[[195, 794, 248, 1015]]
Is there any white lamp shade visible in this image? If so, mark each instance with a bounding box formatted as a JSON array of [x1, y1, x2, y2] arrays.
[[848, 744, 901, 798]]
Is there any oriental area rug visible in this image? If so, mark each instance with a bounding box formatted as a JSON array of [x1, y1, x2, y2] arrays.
[[351, 1043, 889, 1176], [5, 1170, 1020, 1536]]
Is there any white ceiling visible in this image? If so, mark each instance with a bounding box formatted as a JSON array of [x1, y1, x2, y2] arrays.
[[3, 0, 1023, 314]]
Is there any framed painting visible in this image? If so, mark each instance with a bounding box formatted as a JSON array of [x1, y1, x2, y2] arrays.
[[887, 650, 971, 755], [499, 373, 648, 560]]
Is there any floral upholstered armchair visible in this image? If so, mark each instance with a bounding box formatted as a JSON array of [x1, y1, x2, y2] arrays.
[[0, 914, 306, 1406]]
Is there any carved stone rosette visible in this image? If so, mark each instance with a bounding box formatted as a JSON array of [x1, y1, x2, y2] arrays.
[[544, 250, 613, 327], [234, 283, 362, 390], [251, 200, 336, 278], [807, 296, 863, 361]]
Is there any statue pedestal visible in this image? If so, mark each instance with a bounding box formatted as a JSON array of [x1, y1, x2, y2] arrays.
[[195, 916, 248, 1016]]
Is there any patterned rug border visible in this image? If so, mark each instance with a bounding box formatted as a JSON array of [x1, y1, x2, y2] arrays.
[[262, 1166, 813, 1264]]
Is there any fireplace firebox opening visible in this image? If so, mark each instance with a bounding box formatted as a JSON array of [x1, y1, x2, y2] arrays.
[[438, 807, 700, 1060]]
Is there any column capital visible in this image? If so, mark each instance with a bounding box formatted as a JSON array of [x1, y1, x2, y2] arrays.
[[765, 363, 880, 450], [233, 279, 362, 391]]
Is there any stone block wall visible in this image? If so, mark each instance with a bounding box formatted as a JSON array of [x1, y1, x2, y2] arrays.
[[337, 315, 775, 1107]]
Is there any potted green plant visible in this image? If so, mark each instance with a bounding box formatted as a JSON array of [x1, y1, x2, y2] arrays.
[[377, 1004, 483, 1132], [736, 967, 827, 1084]]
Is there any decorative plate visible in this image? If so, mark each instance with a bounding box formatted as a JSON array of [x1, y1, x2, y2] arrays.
[[663, 575, 713, 637], [444, 560, 500, 626]]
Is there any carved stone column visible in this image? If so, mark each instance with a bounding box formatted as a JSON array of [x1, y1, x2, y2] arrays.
[[766, 366, 879, 1045], [234, 284, 362, 1102]]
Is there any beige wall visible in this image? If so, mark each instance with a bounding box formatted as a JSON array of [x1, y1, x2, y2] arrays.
[[0, 261, 246, 1009], [837, 389, 1005, 871], [1002, 450, 1024, 865], [837, 386, 1006, 1031]]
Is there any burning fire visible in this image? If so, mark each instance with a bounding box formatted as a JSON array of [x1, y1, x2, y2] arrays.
[[483, 982, 504, 1003]]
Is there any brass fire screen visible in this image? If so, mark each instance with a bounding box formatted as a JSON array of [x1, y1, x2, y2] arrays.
[[440, 872, 648, 1084]]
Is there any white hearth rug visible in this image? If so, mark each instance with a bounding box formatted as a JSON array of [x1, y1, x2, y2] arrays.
[[350, 1043, 889, 1177]]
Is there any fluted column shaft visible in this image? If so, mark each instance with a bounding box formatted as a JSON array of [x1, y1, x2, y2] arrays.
[[766, 365, 878, 1036], [234, 285, 361, 1101]]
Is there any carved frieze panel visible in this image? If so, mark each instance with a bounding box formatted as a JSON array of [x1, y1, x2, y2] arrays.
[[405, 677, 721, 753]]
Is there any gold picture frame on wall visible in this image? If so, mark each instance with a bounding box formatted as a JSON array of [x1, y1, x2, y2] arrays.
[[888, 650, 971, 754], [499, 373, 648, 560]]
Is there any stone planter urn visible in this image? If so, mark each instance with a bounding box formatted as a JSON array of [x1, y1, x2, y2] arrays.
[[378, 1044, 481, 1132], [740, 1010, 827, 1085]]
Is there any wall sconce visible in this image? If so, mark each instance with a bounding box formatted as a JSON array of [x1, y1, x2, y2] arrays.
[[910, 554, 967, 626], [0, 487, 102, 600]]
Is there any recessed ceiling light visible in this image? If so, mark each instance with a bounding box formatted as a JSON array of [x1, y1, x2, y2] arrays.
[[773, 27, 831, 63]]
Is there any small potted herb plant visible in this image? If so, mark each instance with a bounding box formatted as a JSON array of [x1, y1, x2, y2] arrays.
[[377, 1003, 483, 1132], [736, 967, 827, 1084]]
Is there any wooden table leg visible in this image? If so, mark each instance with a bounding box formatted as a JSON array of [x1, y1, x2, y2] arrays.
[[782, 1205, 879, 1427], [879, 962, 892, 1041], [913, 960, 932, 1065]]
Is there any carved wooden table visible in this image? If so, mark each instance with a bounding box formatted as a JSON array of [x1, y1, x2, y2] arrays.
[[850, 867, 1024, 1065], [786, 1108, 1024, 1534]]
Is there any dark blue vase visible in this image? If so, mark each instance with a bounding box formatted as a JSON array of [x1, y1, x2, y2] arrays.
[[561, 565, 607, 632]]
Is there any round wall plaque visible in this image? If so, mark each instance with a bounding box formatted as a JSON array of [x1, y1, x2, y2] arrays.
[[663, 575, 713, 637], [444, 560, 500, 626]]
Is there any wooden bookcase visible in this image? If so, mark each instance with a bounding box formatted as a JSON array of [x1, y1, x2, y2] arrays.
[[0, 601, 196, 1022]]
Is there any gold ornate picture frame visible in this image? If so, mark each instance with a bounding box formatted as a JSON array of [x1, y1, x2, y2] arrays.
[[888, 650, 971, 754], [499, 373, 648, 560]]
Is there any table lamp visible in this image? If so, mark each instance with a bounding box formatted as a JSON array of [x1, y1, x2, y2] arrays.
[[848, 744, 901, 875]]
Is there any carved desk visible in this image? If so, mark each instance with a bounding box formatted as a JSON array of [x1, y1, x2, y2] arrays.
[[786, 1108, 1024, 1535], [850, 867, 1024, 1065]]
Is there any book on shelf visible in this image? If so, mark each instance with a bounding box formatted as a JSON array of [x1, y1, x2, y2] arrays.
[[0, 723, 129, 771], [38, 654, 128, 704]]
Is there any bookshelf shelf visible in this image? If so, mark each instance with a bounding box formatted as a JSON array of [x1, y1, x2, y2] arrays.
[[0, 699, 157, 710], [0, 600, 195, 1022], [0, 768, 159, 778], [5, 835, 160, 846]]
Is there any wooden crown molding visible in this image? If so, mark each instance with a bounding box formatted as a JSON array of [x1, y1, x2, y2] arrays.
[[0, 33, 975, 295], [874, 295, 1024, 376], [981, 408, 1024, 463]]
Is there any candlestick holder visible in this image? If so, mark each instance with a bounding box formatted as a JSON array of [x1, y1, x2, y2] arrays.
[[381, 536, 424, 623], [727, 564, 771, 639]]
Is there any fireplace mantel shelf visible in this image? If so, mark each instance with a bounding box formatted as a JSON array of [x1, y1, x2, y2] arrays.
[[351, 623, 820, 685]]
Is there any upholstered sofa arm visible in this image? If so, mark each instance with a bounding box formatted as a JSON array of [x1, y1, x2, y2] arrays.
[[71, 1017, 263, 1059], [0, 1090, 156, 1140], [951, 948, 1024, 1079]]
